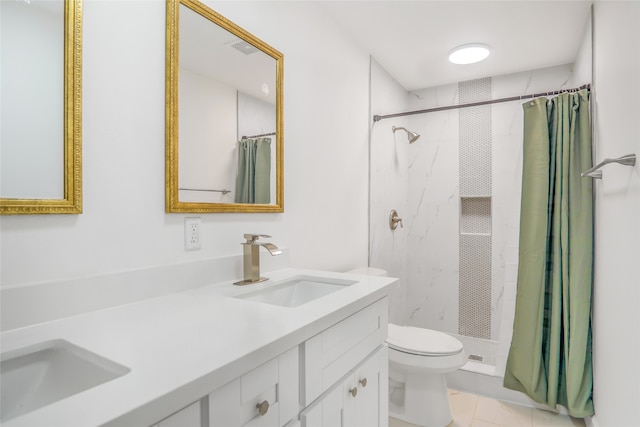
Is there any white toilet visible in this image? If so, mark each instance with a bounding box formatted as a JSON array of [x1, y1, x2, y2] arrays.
[[387, 323, 466, 426], [347, 267, 467, 427]]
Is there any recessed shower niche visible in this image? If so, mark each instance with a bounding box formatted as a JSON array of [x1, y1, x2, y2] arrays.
[[460, 197, 491, 235]]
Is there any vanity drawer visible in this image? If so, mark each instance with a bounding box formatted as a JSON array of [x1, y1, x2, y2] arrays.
[[209, 346, 299, 427], [300, 297, 388, 406]]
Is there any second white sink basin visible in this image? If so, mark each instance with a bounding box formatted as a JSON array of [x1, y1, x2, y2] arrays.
[[235, 275, 357, 307], [1, 339, 130, 422]]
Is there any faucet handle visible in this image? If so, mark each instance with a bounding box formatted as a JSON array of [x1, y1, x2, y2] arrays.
[[243, 234, 271, 243]]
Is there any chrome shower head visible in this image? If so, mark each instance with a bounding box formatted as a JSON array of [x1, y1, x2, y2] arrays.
[[392, 126, 420, 143]]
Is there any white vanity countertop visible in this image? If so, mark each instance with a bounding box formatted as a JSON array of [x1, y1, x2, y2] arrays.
[[1, 268, 396, 427]]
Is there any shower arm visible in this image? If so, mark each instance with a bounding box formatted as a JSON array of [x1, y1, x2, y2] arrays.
[[392, 126, 420, 143]]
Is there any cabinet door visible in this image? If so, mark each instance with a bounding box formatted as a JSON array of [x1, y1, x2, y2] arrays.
[[302, 298, 388, 406], [301, 346, 388, 427], [300, 383, 345, 427], [346, 346, 388, 427]]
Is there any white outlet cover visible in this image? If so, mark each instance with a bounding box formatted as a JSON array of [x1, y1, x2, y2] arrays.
[[184, 217, 201, 251]]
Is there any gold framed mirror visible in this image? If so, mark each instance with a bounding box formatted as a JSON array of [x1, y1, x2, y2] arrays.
[[166, 0, 284, 213], [0, 0, 82, 215]]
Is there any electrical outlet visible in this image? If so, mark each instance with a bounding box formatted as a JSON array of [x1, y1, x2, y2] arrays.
[[184, 217, 201, 251]]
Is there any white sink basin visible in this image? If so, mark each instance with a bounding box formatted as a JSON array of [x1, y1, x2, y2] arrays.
[[235, 275, 357, 307], [1, 339, 130, 421]]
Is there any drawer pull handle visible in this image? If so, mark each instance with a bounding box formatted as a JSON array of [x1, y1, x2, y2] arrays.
[[256, 400, 269, 416], [359, 378, 368, 388], [349, 387, 358, 397]]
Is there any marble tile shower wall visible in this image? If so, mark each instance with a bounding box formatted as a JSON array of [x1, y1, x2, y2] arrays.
[[374, 65, 576, 371], [404, 82, 460, 334]]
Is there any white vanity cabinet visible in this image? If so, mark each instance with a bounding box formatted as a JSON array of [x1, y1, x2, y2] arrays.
[[343, 346, 388, 427], [153, 346, 299, 427], [300, 297, 389, 427], [300, 346, 388, 427], [155, 296, 389, 427], [208, 346, 299, 427]]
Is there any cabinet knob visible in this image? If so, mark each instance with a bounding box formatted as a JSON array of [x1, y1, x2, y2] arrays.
[[349, 387, 358, 397], [256, 400, 269, 416], [359, 377, 368, 388]]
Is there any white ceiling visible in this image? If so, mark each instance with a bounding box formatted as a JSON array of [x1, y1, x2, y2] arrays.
[[180, 4, 277, 104], [316, 1, 592, 91]]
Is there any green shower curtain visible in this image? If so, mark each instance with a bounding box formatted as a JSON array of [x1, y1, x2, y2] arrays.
[[235, 137, 271, 204], [503, 89, 594, 417]]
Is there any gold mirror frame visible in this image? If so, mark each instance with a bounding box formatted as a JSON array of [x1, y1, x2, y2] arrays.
[[165, 0, 284, 213], [0, 0, 82, 215]]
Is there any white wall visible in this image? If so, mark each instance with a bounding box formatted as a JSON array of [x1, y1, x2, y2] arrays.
[[369, 58, 411, 326], [568, 9, 592, 89], [179, 68, 237, 203], [0, 2, 370, 322], [591, 2, 640, 426]]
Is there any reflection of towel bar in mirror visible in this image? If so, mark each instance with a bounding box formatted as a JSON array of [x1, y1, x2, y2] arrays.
[[179, 188, 231, 195], [241, 132, 276, 140], [581, 153, 636, 179]]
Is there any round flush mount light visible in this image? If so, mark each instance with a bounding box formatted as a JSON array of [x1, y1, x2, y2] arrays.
[[448, 44, 491, 65]]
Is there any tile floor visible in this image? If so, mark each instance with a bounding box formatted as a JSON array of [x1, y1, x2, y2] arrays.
[[389, 390, 586, 427]]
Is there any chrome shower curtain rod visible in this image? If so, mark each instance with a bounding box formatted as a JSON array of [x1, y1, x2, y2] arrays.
[[373, 83, 591, 122]]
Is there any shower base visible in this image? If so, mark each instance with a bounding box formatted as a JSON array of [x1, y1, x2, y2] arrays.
[[446, 361, 534, 407], [444, 334, 536, 407]]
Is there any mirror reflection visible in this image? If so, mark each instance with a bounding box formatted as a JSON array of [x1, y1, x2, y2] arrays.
[[166, 0, 283, 213], [0, 0, 82, 215], [1, 0, 63, 200]]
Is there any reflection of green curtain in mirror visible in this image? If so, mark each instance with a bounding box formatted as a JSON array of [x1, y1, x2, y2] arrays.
[[235, 138, 271, 204]]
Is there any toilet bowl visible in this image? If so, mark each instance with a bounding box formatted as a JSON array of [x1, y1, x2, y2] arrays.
[[346, 267, 466, 427], [387, 323, 466, 427]]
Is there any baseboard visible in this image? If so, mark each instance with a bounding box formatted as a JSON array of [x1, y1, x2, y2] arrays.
[[585, 414, 600, 427]]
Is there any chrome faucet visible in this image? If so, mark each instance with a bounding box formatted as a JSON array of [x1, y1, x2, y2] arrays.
[[234, 234, 282, 285]]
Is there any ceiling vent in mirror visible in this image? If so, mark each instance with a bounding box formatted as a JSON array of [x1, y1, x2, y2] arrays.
[[229, 40, 259, 55]]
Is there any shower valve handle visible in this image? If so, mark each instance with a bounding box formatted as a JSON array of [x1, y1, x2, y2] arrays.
[[389, 209, 403, 230]]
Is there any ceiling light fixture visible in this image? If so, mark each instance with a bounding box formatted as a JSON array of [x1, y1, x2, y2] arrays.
[[448, 43, 490, 65]]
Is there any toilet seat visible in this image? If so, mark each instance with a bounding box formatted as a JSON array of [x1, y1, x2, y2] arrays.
[[387, 323, 463, 356]]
